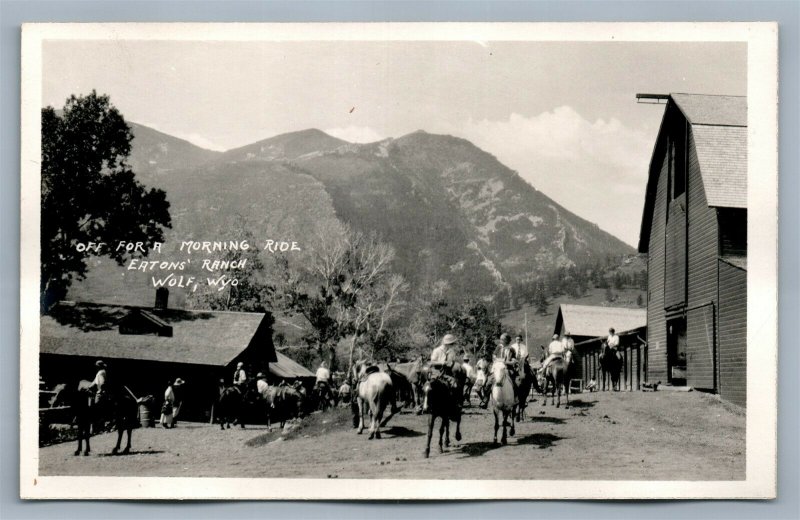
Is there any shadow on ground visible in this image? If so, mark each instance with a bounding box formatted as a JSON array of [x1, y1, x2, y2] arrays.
[[515, 433, 561, 449], [526, 416, 565, 424], [563, 398, 595, 409], [458, 441, 503, 458], [383, 426, 424, 438], [97, 449, 165, 457]]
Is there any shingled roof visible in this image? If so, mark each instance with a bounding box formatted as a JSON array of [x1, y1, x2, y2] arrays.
[[554, 304, 646, 338], [269, 352, 315, 379], [40, 301, 277, 367], [639, 93, 747, 252]]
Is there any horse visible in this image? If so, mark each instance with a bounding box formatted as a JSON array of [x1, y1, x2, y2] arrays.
[[215, 385, 245, 429], [421, 373, 463, 458], [542, 351, 574, 408], [599, 341, 622, 391], [391, 358, 427, 412], [462, 364, 477, 407], [54, 380, 138, 455], [489, 360, 516, 445], [52, 380, 93, 456], [262, 384, 305, 429], [513, 358, 535, 422], [311, 380, 336, 412], [354, 366, 394, 440], [474, 363, 488, 406]]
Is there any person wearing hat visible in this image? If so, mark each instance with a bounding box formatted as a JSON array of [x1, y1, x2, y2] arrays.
[[314, 361, 334, 409], [233, 361, 247, 389], [160, 380, 176, 429], [540, 333, 567, 375], [88, 360, 109, 405], [171, 378, 185, 427], [431, 334, 458, 367], [607, 328, 620, 352]]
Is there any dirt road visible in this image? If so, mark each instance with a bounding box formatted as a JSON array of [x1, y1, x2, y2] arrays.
[[39, 390, 744, 480]]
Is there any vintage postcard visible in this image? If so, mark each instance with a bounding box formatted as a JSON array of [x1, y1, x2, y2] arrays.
[[20, 23, 778, 500]]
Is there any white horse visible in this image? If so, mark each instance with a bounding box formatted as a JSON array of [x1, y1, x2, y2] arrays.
[[355, 367, 394, 440], [489, 360, 516, 445]]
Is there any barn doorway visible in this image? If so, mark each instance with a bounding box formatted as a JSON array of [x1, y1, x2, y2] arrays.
[[667, 317, 687, 385]]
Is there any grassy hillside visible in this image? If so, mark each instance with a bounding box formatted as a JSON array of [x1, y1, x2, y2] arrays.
[[500, 287, 645, 356]]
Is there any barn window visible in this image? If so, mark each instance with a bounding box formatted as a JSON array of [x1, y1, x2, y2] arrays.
[[719, 208, 747, 256]]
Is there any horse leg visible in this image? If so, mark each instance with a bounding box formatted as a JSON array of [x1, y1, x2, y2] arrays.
[[493, 410, 500, 445], [556, 380, 561, 408], [509, 410, 516, 437], [501, 411, 508, 445], [438, 417, 446, 453], [444, 419, 450, 448], [112, 426, 122, 454], [454, 412, 462, 442], [424, 415, 434, 458], [123, 427, 132, 454], [356, 399, 365, 434], [541, 378, 548, 406]]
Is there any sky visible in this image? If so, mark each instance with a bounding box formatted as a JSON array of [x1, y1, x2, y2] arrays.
[[42, 40, 746, 246]]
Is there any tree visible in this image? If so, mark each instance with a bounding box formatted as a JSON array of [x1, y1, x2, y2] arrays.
[[41, 92, 171, 311], [534, 280, 549, 316], [636, 294, 644, 307], [277, 224, 404, 371]]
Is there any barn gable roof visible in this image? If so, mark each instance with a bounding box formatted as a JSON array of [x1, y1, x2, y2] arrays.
[[269, 352, 315, 379], [638, 93, 747, 253], [40, 301, 277, 366], [554, 304, 646, 338]]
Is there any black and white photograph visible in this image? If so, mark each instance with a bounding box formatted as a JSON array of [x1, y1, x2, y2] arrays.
[[19, 23, 778, 500]]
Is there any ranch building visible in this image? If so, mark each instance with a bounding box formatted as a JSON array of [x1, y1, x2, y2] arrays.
[[638, 93, 747, 407], [39, 289, 279, 421], [552, 304, 647, 390]]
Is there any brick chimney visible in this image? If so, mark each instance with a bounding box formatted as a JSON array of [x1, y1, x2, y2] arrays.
[[154, 287, 169, 311]]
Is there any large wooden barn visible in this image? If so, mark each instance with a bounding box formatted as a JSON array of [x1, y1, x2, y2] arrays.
[[39, 291, 278, 420], [638, 93, 747, 407], [552, 304, 647, 390]]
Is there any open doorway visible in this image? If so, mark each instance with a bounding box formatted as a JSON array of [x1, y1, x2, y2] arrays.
[[667, 317, 687, 385]]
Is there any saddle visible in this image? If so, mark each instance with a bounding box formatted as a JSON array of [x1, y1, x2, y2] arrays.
[[358, 365, 380, 383]]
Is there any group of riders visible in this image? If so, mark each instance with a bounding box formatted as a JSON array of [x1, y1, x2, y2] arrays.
[[73, 326, 623, 429], [423, 326, 623, 408]]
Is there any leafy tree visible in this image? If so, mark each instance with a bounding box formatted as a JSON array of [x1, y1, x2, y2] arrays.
[[534, 280, 549, 316], [41, 92, 171, 311]]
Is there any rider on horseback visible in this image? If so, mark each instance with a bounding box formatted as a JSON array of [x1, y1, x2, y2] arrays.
[[429, 334, 459, 390], [540, 334, 566, 375], [492, 333, 519, 406], [314, 361, 334, 408]]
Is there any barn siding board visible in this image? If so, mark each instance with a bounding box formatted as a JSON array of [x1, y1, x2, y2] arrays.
[[646, 142, 669, 383], [686, 305, 716, 390], [718, 260, 747, 407], [665, 193, 687, 308], [686, 137, 721, 309]]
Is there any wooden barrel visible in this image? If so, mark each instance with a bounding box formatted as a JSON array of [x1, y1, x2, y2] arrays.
[[138, 403, 153, 427]]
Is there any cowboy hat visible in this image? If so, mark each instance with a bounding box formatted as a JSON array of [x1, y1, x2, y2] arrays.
[[95, 360, 106, 367], [174, 378, 185, 385], [256, 372, 266, 379], [552, 334, 560, 340], [236, 362, 244, 368], [442, 334, 458, 345], [500, 333, 511, 342]]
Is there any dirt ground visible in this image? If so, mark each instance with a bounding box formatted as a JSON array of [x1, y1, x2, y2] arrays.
[[39, 389, 745, 480]]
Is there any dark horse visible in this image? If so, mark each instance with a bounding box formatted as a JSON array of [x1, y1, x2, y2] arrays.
[[53, 380, 137, 456], [421, 367, 464, 458], [513, 358, 535, 421], [599, 341, 623, 391], [542, 352, 575, 408], [215, 385, 248, 429]]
